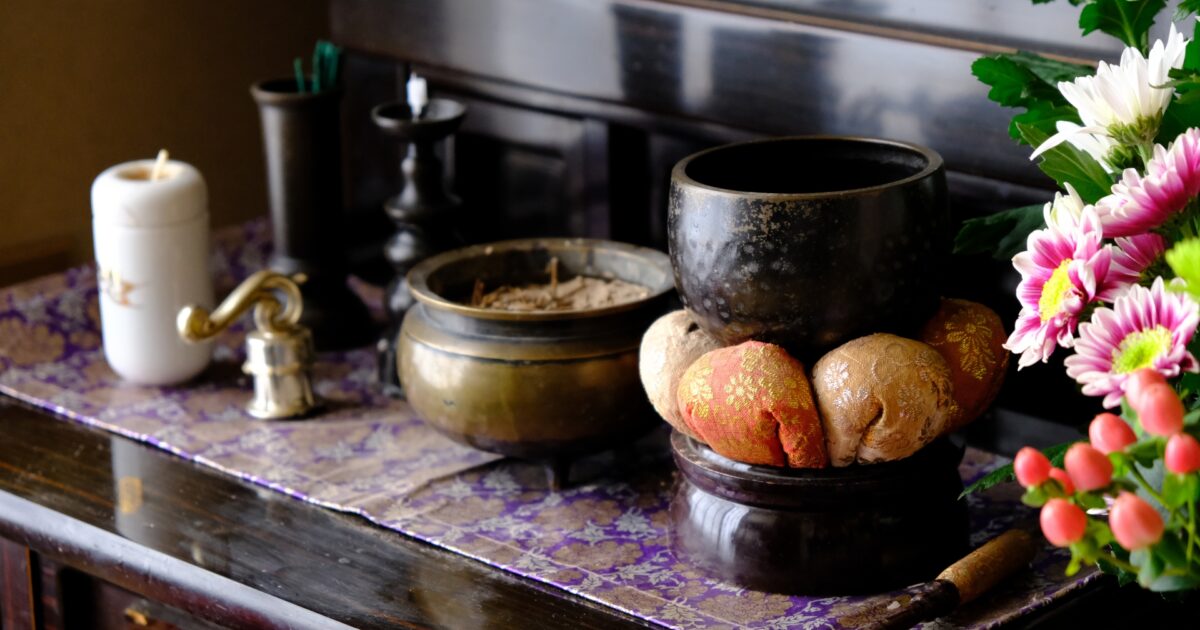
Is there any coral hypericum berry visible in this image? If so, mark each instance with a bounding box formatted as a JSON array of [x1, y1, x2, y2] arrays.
[[1110, 492, 1164, 550], [1166, 433, 1200, 474], [1015, 447, 1052, 487], [1049, 467, 1076, 495], [1040, 498, 1088, 547], [1089, 412, 1137, 454], [1137, 383, 1185, 436], [1065, 443, 1114, 491], [1125, 368, 1167, 410]]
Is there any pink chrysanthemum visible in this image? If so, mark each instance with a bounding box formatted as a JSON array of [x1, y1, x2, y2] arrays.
[[1065, 277, 1200, 408], [1102, 233, 1167, 301], [1095, 128, 1200, 237], [1006, 190, 1113, 368]]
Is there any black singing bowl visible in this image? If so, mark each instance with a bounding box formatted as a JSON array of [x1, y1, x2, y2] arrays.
[[670, 431, 969, 595], [668, 136, 949, 359]]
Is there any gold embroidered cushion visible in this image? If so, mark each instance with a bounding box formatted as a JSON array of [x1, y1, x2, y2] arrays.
[[919, 298, 1009, 431], [812, 334, 956, 466], [676, 341, 827, 468]]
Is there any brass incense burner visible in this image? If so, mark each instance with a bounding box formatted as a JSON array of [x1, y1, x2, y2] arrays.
[[177, 270, 316, 419], [399, 238, 673, 485]]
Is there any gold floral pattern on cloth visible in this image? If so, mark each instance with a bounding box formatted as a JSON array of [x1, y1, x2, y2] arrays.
[[696, 592, 795, 622], [0, 220, 1099, 629], [553, 541, 644, 570], [920, 298, 1010, 431], [0, 317, 64, 366], [813, 334, 956, 466], [677, 341, 826, 467]]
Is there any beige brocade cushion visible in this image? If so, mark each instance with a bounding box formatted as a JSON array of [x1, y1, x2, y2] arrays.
[[812, 333, 956, 466]]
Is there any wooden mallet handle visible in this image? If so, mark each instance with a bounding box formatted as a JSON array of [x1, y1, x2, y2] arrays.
[[937, 529, 1037, 604]]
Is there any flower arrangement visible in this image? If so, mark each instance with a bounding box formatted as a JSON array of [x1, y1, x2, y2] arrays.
[[960, 0, 1200, 591]]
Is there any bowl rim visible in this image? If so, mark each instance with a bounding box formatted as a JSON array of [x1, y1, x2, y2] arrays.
[[406, 237, 674, 321], [671, 135, 944, 200]]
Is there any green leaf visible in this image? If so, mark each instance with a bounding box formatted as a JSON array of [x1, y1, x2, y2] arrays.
[[1111, 451, 1131, 477], [1017, 122, 1114, 203], [1097, 555, 1138, 584], [1171, 240, 1200, 294], [1079, 0, 1167, 50], [1156, 531, 1189, 566], [960, 463, 1015, 497], [1046, 443, 1071, 467], [1128, 439, 1161, 467], [1014, 51, 1096, 86], [960, 443, 1071, 498], [972, 55, 1057, 108], [1178, 0, 1200, 20], [1101, 547, 1139, 586], [1066, 554, 1083, 576], [953, 204, 1045, 260], [972, 52, 1091, 144], [971, 52, 1090, 108], [1149, 573, 1200, 591], [1077, 491, 1107, 510], [1022, 485, 1050, 508], [1162, 473, 1190, 509], [1137, 547, 1165, 586], [1011, 101, 1082, 142], [1087, 518, 1115, 547]]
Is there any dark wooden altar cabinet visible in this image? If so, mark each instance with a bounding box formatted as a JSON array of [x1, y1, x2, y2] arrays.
[[0, 1, 1186, 628]]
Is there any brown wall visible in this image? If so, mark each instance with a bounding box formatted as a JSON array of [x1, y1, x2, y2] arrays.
[[0, 0, 330, 284]]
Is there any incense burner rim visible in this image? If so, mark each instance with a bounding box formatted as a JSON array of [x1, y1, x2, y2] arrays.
[[406, 237, 674, 322]]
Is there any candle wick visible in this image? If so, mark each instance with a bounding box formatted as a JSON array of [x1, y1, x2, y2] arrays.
[[150, 149, 169, 181]]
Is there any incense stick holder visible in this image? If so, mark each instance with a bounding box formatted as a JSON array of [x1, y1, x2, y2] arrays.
[[250, 78, 374, 351]]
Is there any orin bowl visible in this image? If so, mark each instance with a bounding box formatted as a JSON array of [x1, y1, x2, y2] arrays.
[[668, 136, 949, 360]]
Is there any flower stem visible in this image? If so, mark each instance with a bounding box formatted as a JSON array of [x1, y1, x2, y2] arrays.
[[1136, 142, 1155, 168], [1103, 554, 1140, 574], [1128, 465, 1169, 506], [1189, 498, 1196, 565]]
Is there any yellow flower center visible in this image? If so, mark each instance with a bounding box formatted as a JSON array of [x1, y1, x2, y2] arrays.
[[1112, 326, 1173, 374], [1039, 260, 1074, 322]]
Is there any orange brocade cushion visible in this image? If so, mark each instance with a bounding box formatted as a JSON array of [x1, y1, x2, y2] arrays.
[[919, 298, 1009, 431], [676, 341, 827, 468]]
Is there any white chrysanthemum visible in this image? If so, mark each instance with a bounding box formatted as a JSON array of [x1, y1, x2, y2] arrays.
[[1031, 24, 1187, 160], [1052, 121, 1120, 172], [1044, 182, 1089, 230]]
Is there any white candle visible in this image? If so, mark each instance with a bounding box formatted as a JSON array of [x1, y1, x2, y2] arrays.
[[407, 74, 428, 118], [91, 155, 214, 385]]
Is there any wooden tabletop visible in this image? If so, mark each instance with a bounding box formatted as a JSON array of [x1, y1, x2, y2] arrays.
[[0, 396, 651, 629], [4, 394, 1197, 628]]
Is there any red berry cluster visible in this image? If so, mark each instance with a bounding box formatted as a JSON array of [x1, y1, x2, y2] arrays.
[[1015, 368, 1200, 569]]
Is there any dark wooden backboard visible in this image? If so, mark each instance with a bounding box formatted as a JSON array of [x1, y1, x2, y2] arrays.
[[330, 0, 1157, 420]]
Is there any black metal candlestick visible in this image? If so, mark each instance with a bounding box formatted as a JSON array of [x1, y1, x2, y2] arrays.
[[371, 98, 467, 394]]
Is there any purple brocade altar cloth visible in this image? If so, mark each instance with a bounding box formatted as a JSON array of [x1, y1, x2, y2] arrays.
[[0, 221, 1099, 629]]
